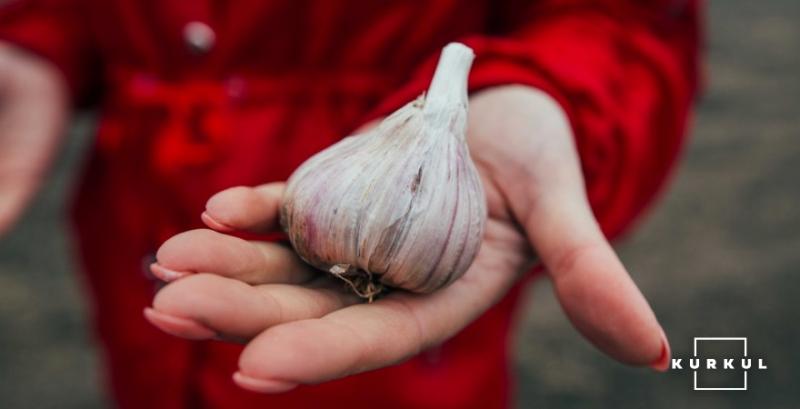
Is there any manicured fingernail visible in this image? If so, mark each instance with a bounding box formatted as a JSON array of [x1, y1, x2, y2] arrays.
[[201, 211, 235, 232], [233, 372, 298, 394], [143, 307, 216, 340], [150, 263, 190, 282], [649, 329, 671, 372]]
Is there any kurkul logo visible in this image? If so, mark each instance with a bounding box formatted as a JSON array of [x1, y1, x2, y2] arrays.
[[670, 337, 768, 391]]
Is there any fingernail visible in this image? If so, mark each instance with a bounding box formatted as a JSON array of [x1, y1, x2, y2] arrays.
[[143, 307, 216, 340], [649, 328, 671, 372], [150, 263, 190, 282], [201, 211, 235, 232], [233, 372, 298, 394]]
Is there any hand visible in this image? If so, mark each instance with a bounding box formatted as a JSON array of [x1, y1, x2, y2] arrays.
[[0, 42, 68, 236], [145, 85, 669, 393]]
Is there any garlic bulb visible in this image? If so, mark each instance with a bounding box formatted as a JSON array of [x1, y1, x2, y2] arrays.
[[280, 43, 486, 297]]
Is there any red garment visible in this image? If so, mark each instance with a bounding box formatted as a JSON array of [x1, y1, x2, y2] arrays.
[[0, 1, 701, 408]]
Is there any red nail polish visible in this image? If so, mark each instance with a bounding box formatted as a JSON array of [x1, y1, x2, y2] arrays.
[[233, 372, 298, 394], [149, 263, 190, 282], [201, 211, 235, 232], [649, 329, 671, 372]]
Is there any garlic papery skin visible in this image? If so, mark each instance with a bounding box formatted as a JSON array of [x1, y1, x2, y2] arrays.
[[280, 43, 486, 296]]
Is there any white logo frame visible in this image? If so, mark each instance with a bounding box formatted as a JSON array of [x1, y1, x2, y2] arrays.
[[693, 337, 748, 391]]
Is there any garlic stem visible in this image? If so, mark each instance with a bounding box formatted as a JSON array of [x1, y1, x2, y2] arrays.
[[423, 43, 474, 135]]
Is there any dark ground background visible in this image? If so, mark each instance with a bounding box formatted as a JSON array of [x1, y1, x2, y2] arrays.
[[1, 1, 798, 408]]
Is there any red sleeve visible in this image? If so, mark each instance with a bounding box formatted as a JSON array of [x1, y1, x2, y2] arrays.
[[371, 0, 702, 239], [0, 0, 98, 103]]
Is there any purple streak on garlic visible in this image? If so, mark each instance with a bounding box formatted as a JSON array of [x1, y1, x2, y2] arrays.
[[280, 43, 486, 295]]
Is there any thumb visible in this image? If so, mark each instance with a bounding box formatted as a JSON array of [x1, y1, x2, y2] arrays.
[[508, 155, 669, 371]]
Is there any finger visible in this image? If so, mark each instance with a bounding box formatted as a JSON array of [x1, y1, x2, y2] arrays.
[[539, 212, 669, 370], [507, 140, 669, 370], [203, 183, 285, 233], [153, 229, 315, 284], [145, 273, 358, 341], [234, 239, 521, 392]]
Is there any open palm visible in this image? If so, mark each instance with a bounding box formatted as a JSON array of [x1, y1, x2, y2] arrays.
[[145, 86, 669, 393]]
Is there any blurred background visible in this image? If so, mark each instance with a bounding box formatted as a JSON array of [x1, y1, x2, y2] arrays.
[[0, 0, 797, 408]]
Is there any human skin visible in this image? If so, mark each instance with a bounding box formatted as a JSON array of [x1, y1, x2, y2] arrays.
[[0, 43, 68, 236], [145, 85, 671, 393], [0, 42, 670, 395]]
